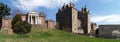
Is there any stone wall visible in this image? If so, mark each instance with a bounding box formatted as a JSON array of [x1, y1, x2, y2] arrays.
[[39, 16, 46, 27], [46, 20, 55, 29], [98, 25, 120, 38], [56, 3, 91, 34], [56, 5, 72, 32], [78, 7, 91, 34], [72, 8, 81, 33]]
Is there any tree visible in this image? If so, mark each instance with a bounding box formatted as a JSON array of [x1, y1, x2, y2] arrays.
[[12, 14, 31, 34], [112, 30, 120, 39], [12, 14, 22, 27], [13, 21, 31, 34], [0, 3, 11, 29]]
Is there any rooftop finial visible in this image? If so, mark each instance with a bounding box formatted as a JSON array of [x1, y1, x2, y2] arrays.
[[85, 5, 87, 8], [83, 5, 87, 12], [64, 3, 65, 5], [69, 2, 74, 8]]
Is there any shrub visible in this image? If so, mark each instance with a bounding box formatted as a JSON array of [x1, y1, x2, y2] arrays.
[[112, 30, 120, 39], [13, 21, 32, 34], [12, 14, 22, 27], [12, 14, 31, 34]]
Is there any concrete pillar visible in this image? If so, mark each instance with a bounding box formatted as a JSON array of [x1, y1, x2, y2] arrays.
[[30, 15, 33, 24], [37, 16, 38, 24], [28, 15, 30, 23], [40, 17, 41, 24], [35, 16, 37, 24]]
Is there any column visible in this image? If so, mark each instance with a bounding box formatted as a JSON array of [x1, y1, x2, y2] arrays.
[[38, 16, 40, 24], [28, 15, 30, 23], [31, 15, 32, 24], [40, 17, 41, 24], [37, 16, 38, 24], [35, 16, 37, 24]]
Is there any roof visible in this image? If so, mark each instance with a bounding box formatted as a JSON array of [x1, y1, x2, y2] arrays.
[[2, 17, 12, 20], [16, 11, 46, 17], [19, 14, 27, 16], [99, 24, 120, 26]]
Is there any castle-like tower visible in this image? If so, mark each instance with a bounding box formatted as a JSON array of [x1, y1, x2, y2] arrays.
[[78, 6, 91, 34], [56, 3, 91, 34]]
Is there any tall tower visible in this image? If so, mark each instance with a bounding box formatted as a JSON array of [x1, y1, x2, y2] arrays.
[[79, 6, 91, 34], [56, 3, 73, 32], [56, 3, 81, 33]]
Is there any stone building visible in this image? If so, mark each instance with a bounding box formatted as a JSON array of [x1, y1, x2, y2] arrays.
[[90, 23, 98, 36], [91, 23, 98, 30], [78, 6, 91, 34], [98, 25, 120, 38], [56, 3, 92, 34], [1, 17, 12, 30], [1, 11, 55, 30], [1, 17, 13, 33], [20, 11, 55, 28], [46, 20, 55, 29], [20, 11, 46, 28]]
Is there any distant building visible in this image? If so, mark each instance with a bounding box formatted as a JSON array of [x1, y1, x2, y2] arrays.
[[0, 17, 13, 34], [1, 17, 13, 32], [56, 3, 93, 34], [20, 11, 55, 28], [1, 11, 55, 30], [20, 11, 46, 28], [90, 23, 98, 36], [98, 25, 120, 38], [91, 23, 98, 30], [46, 20, 55, 29]]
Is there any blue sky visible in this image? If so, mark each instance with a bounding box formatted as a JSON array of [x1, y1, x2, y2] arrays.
[[0, 0, 120, 25]]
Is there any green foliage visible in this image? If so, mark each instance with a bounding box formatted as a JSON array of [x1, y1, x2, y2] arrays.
[[0, 3, 11, 18], [0, 28, 119, 42], [12, 14, 31, 34], [13, 21, 32, 34], [12, 14, 22, 27]]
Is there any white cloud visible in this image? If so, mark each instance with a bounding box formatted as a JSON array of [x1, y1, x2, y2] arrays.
[[11, 0, 79, 11], [91, 0, 114, 3], [91, 14, 120, 24], [101, 0, 113, 2]]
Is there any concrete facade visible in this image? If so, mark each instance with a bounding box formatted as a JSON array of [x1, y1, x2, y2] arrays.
[[20, 11, 55, 28]]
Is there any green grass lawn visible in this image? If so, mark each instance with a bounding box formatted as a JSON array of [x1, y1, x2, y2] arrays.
[[0, 28, 120, 42]]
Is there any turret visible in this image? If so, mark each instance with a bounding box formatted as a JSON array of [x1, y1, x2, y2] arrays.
[[81, 6, 89, 13], [79, 5, 91, 34]]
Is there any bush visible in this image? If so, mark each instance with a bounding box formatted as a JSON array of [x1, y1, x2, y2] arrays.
[[12, 14, 32, 34], [13, 21, 32, 34], [112, 30, 120, 39], [12, 14, 22, 27]]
